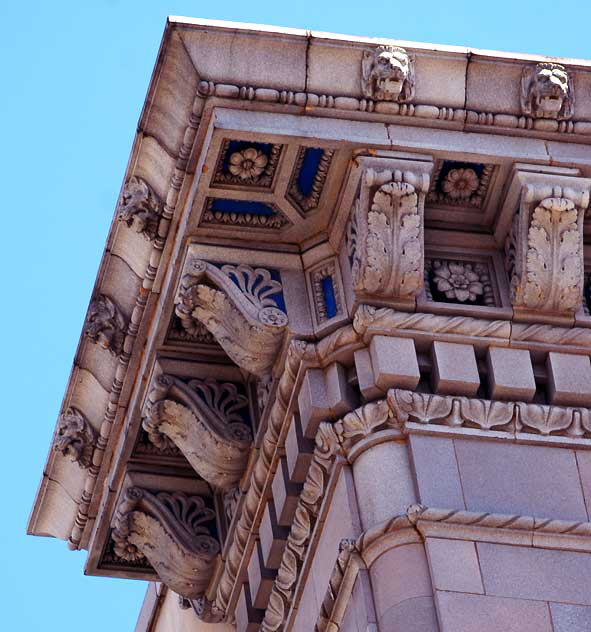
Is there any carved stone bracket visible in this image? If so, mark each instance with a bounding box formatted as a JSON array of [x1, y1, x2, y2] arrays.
[[175, 259, 289, 376], [505, 183, 589, 316], [83, 294, 127, 355], [111, 487, 219, 598], [348, 166, 430, 301], [54, 407, 97, 469], [117, 176, 163, 241], [143, 374, 253, 490]]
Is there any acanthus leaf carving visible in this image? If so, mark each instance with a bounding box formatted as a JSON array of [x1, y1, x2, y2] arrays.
[[117, 176, 163, 240], [54, 407, 97, 469], [348, 167, 429, 300], [175, 260, 288, 376], [83, 294, 127, 355], [506, 185, 589, 316], [143, 375, 253, 491], [111, 487, 219, 598], [520, 62, 574, 121], [361, 46, 415, 103]]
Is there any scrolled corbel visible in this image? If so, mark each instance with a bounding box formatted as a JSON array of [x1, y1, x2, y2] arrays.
[[174, 259, 289, 376], [111, 487, 219, 598], [142, 374, 253, 490]]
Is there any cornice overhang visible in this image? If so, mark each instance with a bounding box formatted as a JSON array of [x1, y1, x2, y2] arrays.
[[28, 15, 591, 627]]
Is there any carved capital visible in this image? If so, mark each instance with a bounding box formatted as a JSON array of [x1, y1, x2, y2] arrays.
[[143, 375, 253, 490], [361, 46, 415, 103], [54, 407, 96, 469], [348, 167, 430, 300], [112, 487, 219, 598], [117, 176, 163, 240], [520, 63, 574, 120], [83, 294, 127, 355], [175, 260, 288, 376], [506, 184, 589, 316]]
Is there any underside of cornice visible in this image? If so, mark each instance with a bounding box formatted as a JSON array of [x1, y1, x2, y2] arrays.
[[27, 16, 591, 632]]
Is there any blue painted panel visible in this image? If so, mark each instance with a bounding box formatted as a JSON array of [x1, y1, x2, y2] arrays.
[[297, 147, 324, 197], [210, 198, 276, 216], [321, 276, 338, 319]]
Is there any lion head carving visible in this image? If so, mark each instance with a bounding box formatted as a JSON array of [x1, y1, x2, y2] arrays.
[[117, 176, 162, 240], [520, 62, 574, 120], [83, 294, 127, 355], [361, 45, 415, 103], [54, 407, 97, 469]]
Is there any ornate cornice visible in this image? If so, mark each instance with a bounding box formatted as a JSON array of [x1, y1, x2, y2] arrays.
[[54, 407, 97, 469], [506, 183, 590, 316], [175, 259, 289, 377], [348, 167, 430, 300], [112, 487, 219, 598], [143, 375, 253, 491]]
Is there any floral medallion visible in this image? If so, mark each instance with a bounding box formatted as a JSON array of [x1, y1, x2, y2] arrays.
[[212, 140, 282, 188]]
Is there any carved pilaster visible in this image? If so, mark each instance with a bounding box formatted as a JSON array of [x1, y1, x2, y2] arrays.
[[54, 407, 96, 469], [117, 176, 163, 240], [112, 487, 219, 598], [175, 259, 289, 376], [143, 374, 253, 490], [347, 165, 430, 303], [506, 183, 589, 317]]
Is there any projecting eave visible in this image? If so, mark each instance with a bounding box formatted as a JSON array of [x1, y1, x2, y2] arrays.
[[28, 16, 591, 555]]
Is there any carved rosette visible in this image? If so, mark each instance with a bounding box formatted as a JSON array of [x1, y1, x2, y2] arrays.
[[143, 375, 253, 491], [175, 260, 289, 376], [506, 185, 589, 316], [83, 294, 127, 355], [348, 167, 429, 300], [54, 407, 97, 469], [117, 176, 163, 240], [112, 487, 219, 598]]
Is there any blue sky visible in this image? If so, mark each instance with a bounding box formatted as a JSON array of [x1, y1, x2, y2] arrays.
[[2, 0, 590, 629]]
